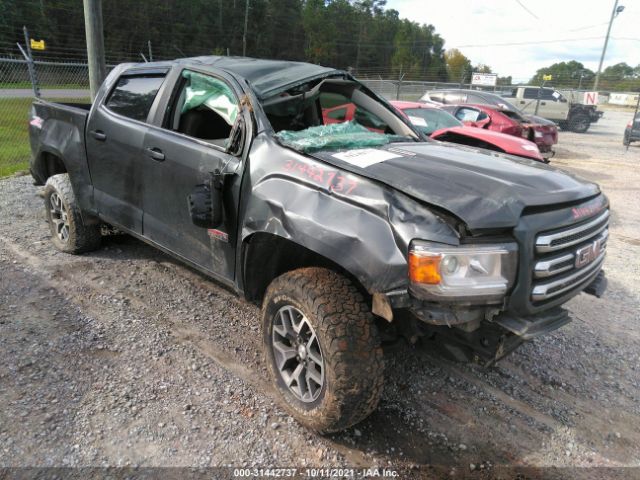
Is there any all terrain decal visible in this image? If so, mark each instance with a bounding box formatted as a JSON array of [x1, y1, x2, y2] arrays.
[[283, 159, 358, 195]]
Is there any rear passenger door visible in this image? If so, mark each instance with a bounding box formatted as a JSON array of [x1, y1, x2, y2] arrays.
[[141, 67, 247, 281], [86, 68, 167, 233]]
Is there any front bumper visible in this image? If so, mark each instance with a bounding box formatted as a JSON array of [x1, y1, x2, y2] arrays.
[[493, 306, 571, 341], [590, 110, 604, 122]]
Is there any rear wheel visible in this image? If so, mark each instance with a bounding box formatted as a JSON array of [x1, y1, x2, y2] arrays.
[[623, 131, 631, 146], [569, 113, 591, 133], [44, 174, 101, 254], [262, 267, 384, 433]]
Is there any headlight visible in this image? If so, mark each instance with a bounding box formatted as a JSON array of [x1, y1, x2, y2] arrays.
[[408, 240, 518, 303], [534, 130, 544, 138]]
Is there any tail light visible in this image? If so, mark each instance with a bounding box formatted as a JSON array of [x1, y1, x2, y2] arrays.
[[628, 121, 633, 128]]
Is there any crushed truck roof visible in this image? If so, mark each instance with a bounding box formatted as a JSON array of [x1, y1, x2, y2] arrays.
[[125, 56, 341, 99], [183, 56, 340, 99]]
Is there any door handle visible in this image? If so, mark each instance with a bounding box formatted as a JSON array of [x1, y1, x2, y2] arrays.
[[541, 101, 547, 105], [145, 147, 165, 162], [519, 100, 525, 104], [90, 130, 106, 141]]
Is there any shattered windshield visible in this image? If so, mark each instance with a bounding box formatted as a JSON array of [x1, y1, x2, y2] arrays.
[[264, 78, 417, 153]]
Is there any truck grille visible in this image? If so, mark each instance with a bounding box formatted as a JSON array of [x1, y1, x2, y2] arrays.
[[531, 210, 608, 303]]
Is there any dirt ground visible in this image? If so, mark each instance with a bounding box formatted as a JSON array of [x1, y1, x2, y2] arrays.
[[1, 109, 639, 478]]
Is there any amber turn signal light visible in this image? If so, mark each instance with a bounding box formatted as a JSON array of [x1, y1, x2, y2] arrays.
[[408, 252, 441, 284]]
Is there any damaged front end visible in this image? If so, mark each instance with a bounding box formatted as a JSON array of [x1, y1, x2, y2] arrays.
[[379, 196, 610, 367]]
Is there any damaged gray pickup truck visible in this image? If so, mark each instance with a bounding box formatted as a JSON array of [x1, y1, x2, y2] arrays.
[[29, 56, 609, 433]]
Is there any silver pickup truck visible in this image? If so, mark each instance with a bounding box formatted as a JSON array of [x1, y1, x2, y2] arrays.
[[502, 86, 603, 133]]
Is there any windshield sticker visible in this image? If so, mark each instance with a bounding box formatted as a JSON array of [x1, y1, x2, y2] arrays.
[[407, 115, 428, 127], [331, 149, 401, 168]]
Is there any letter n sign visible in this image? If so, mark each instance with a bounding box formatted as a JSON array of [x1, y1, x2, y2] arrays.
[[584, 92, 599, 105]]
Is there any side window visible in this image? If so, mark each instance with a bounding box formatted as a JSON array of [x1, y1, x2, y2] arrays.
[[443, 93, 465, 104], [327, 107, 347, 121], [523, 88, 539, 99], [168, 70, 239, 148], [455, 107, 481, 122], [467, 93, 487, 104], [105, 74, 165, 122], [319, 92, 389, 132], [428, 92, 444, 103]]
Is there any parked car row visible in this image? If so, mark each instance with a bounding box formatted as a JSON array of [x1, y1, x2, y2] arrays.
[[414, 89, 558, 161], [322, 100, 547, 162], [389, 101, 545, 162], [422, 86, 602, 133]]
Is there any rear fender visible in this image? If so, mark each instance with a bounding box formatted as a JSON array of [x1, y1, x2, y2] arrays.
[[32, 108, 96, 220]]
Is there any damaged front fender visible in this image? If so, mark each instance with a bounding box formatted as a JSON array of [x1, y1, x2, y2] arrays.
[[240, 134, 459, 294]]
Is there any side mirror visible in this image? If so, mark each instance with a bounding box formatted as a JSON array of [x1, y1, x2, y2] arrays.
[[188, 170, 224, 228]]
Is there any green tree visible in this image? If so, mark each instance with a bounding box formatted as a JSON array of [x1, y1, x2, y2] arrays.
[[529, 61, 594, 88], [444, 48, 471, 83]]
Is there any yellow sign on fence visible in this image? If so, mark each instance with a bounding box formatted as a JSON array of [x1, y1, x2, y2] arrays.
[[30, 39, 46, 50], [543, 74, 553, 81]]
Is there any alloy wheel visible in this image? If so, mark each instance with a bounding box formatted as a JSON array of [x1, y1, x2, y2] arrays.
[[271, 305, 325, 403], [50, 192, 70, 243]]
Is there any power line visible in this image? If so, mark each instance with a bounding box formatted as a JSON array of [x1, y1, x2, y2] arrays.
[[514, 0, 539, 20]]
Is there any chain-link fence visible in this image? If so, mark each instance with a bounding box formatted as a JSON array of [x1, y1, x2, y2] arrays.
[[358, 79, 497, 101], [0, 58, 100, 176], [1, 57, 638, 177]]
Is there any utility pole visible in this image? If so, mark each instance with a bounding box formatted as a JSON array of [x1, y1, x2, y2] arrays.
[[242, 0, 249, 57], [594, 0, 625, 91], [83, 0, 106, 100]]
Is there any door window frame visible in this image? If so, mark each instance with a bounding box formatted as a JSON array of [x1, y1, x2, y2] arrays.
[[98, 67, 170, 126], [152, 67, 247, 157]]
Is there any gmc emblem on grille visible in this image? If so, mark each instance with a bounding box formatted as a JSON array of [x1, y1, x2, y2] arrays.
[[575, 239, 603, 268]]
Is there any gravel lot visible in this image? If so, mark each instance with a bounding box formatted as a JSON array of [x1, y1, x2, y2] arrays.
[[1, 109, 639, 477]]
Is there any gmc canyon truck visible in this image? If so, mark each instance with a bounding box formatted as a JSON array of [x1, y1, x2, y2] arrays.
[[29, 56, 609, 433]]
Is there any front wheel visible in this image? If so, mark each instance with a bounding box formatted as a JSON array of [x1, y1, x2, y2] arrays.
[[44, 174, 101, 254], [262, 267, 384, 433], [569, 114, 591, 133]]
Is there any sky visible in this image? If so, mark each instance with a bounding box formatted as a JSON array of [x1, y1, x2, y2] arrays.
[[386, 0, 639, 81]]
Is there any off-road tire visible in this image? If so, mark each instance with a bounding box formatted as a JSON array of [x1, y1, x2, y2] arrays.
[[44, 173, 101, 254], [262, 267, 384, 433], [569, 113, 591, 133], [623, 132, 631, 146]]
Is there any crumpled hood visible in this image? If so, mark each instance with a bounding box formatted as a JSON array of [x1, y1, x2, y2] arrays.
[[311, 141, 600, 230]]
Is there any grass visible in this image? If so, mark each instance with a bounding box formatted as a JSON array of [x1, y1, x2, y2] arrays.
[[0, 97, 88, 177]]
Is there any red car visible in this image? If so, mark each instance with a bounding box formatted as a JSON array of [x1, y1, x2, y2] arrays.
[[389, 101, 544, 162], [441, 104, 557, 159]]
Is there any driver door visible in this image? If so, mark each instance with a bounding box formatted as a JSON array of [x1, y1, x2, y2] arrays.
[[141, 68, 246, 282]]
